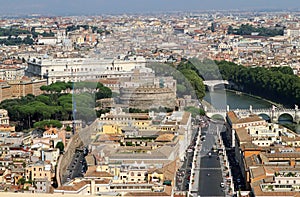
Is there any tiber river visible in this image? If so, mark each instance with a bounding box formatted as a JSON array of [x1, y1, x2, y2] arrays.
[[204, 89, 300, 133]]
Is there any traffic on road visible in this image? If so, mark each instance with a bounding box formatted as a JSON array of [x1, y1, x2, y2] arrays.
[[62, 146, 88, 184]]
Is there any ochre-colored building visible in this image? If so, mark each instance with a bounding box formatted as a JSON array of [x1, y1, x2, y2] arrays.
[[0, 78, 46, 102]]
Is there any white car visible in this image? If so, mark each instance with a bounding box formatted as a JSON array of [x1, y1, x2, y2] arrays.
[[220, 182, 225, 188]]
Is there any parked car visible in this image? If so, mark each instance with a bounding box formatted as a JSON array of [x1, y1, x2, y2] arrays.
[[220, 182, 225, 188]]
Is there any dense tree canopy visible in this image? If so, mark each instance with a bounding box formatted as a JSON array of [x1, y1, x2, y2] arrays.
[[146, 61, 206, 100], [0, 27, 31, 37], [0, 35, 34, 46], [55, 141, 64, 153], [216, 61, 300, 107], [34, 120, 63, 129], [227, 24, 284, 37], [184, 106, 205, 118], [148, 58, 299, 107], [0, 81, 112, 130]]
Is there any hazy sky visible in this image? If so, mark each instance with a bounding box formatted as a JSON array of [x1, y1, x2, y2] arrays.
[[0, 0, 300, 15]]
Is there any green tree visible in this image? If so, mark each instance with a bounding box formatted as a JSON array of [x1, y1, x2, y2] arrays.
[[55, 141, 64, 153], [17, 178, 25, 185], [34, 120, 62, 129]]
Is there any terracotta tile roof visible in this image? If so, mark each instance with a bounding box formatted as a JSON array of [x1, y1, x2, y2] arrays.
[[155, 134, 174, 142], [97, 134, 122, 142], [241, 142, 261, 150], [180, 112, 190, 125], [227, 111, 264, 124], [148, 168, 164, 174], [250, 166, 266, 180], [124, 185, 172, 196], [282, 136, 300, 142], [244, 154, 260, 168], [252, 181, 300, 196], [227, 111, 238, 122], [43, 128, 58, 135], [264, 152, 300, 158], [161, 160, 177, 182], [235, 127, 252, 142], [56, 180, 89, 191], [84, 166, 114, 178], [95, 179, 110, 184]]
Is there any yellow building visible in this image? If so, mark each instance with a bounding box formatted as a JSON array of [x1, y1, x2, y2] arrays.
[[148, 168, 164, 183], [25, 162, 53, 182], [102, 124, 122, 134]]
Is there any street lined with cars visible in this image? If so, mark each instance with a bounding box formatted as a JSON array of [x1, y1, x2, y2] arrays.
[[62, 146, 88, 184], [176, 115, 243, 196]]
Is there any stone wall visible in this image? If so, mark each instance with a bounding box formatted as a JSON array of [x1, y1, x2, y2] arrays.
[[57, 120, 99, 186], [119, 86, 176, 110]]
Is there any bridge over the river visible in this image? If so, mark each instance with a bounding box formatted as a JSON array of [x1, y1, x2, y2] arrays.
[[205, 106, 300, 124], [203, 80, 229, 91]]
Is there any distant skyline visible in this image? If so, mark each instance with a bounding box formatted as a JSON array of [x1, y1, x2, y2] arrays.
[[0, 0, 300, 16]]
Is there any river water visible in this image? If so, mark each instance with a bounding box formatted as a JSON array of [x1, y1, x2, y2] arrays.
[[204, 89, 300, 133]]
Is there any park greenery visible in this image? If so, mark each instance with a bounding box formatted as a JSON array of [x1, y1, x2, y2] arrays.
[[148, 58, 299, 107], [216, 60, 300, 107], [0, 27, 56, 46], [0, 35, 33, 45], [227, 24, 284, 37], [0, 81, 112, 131], [146, 60, 206, 101], [66, 25, 111, 35], [30, 27, 55, 38], [184, 106, 205, 118], [55, 141, 65, 153], [33, 120, 63, 129], [0, 27, 31, 37]]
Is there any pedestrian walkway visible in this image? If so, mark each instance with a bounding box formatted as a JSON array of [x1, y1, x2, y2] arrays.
[[189, 127, 202, 197], [198, 167, 222, 170]]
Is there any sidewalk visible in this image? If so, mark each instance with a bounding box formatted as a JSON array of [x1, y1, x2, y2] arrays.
[[189, 127, 202, 197]]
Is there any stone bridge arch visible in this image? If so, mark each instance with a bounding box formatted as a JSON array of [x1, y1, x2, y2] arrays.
[[278, 113, 294, 123], [211, 114, 225, 121], [206, 107, 300, 124], [203, 80, 229, 91], [258, 113, 271, 122]]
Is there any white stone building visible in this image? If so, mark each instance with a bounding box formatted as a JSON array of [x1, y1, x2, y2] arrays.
[[26, 57, 147, 85]]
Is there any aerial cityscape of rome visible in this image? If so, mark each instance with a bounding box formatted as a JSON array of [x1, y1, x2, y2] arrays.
[[0, 0, 299, 197]]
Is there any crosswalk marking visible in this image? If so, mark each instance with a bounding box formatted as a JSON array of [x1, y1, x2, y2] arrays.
[[199, 167, 222, 170]]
